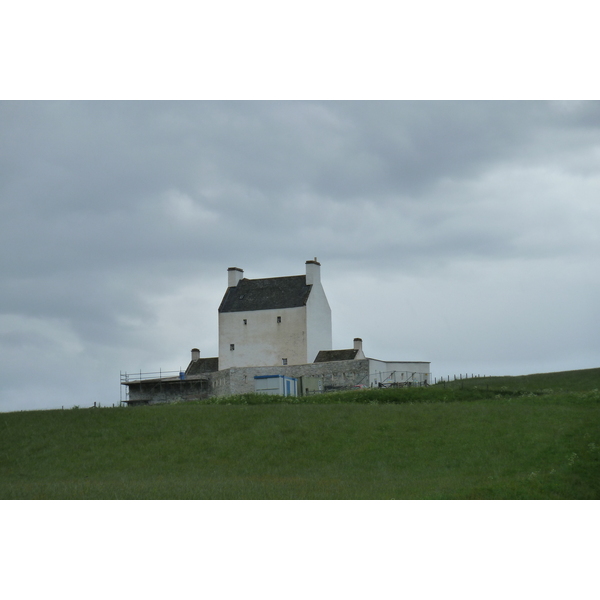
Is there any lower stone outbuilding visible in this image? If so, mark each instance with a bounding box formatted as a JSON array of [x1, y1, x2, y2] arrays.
[[122, 340, 430, 406]]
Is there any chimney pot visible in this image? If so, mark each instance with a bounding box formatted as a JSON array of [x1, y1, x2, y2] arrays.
[[191, 348, 200, 361]]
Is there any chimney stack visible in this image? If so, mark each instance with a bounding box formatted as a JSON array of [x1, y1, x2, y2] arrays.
[[353, 338, 365, 359], [228, 267, 244, 287], [191, 348, 200, 361], [305, 258, 321, 286]]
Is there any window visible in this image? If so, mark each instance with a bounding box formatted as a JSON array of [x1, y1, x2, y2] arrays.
[[282, 358, 288, 365], [277, 316, 282, 323], [230, 344, 235, 351], [243, 319, 247, 325]]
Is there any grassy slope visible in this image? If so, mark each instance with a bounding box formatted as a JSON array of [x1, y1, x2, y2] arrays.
[[440, 367, 600, 393], [1, 369, 599, 499]]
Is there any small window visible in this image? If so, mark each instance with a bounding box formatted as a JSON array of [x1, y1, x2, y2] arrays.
[[282, 358, 288, 365], [230, 344, 235, 351], [277, 316, 282, 323], [243, 319, 247, 325]]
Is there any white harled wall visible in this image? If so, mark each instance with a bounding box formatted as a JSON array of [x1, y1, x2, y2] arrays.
[[305, 279, 332, 363], [368, 359, 431, 386], [219, 306, 308, 370]]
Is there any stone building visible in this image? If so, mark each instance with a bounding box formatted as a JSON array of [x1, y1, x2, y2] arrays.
[[122, 260, 430, 405]]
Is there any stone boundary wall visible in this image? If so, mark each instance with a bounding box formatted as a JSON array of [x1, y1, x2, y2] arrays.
[[210, 359, 370, 397]]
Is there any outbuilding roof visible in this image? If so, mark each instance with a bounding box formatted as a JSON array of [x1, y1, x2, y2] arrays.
[[314, 349, 361, 362], [185, 357, 219, 376], [218, 275, 312, 313]]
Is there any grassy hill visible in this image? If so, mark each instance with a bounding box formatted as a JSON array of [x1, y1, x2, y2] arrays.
[[1, 368, 599, 499], [439, 367, 600, 393]]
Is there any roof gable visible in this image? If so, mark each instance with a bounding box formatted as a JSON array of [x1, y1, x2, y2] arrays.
[[218, 275, 312, 313]]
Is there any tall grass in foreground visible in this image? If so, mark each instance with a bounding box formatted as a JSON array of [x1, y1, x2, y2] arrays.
[[1, 369, 599, 499]]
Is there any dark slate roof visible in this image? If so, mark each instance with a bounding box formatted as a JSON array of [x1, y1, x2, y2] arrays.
[[185, 357, 219, 376], [218, 275, 312, 313], [314, 349, 360, 363]]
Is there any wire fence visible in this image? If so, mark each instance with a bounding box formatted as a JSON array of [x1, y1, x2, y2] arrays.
[[434, 373, 488, 384]]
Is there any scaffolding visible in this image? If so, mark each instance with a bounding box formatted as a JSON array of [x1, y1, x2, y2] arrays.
[[120, 370, 210, 405]]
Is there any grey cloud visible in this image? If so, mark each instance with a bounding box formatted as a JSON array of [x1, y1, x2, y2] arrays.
[[1, 100, 599, 412]]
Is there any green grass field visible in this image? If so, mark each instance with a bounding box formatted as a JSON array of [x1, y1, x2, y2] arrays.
[[1, 368, 599, 499]]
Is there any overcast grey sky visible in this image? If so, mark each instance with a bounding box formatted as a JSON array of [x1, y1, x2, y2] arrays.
[[1, 101, 599, 412]]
